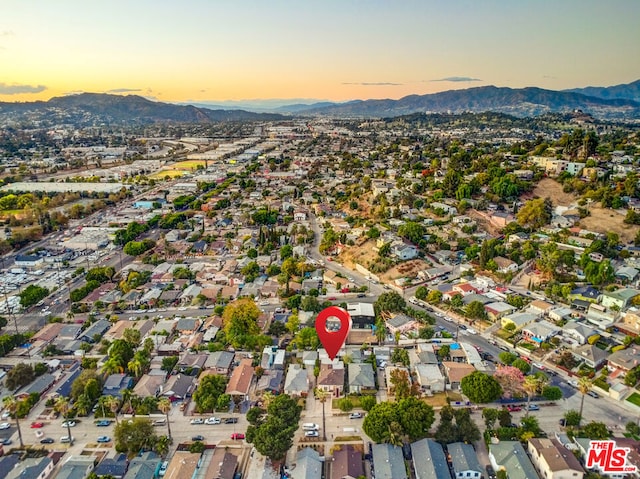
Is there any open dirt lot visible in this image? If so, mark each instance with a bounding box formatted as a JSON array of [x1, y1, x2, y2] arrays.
[[339, 240, 430, 282], [531, 178, 638, 243]]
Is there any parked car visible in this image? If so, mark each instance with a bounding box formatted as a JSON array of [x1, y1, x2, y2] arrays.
[[190, 418, 204, 425], [349, 412, 363, 419], [304, 430, 319, 437], [40, 438, 54, 444], [506, 405, 522, 412], [96, 420, 111, 427], [191, 435, 205, 441], [2, 438, 12, 445], [0, 423, 10, 430], [205, 417, 221, 425], [231, 433, 245, 440], [587, 391, 600, 399], [62, 421, 76, 428], [225, 418, 238, 424], [60, 436, 74, 443], [486, 465, 497, 479], [97, 436, 111, 443], [159, 461, 168, 477], [559, 418, 567, 427], [30, 422, 45, 428], [527, 404, 540, 411], [532, 362, 545, 370]]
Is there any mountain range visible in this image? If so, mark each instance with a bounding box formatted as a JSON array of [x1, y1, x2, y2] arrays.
[[0, 80, 639, 124]]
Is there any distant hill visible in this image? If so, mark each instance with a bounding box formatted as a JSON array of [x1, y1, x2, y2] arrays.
[[0, 93, 286, 125], [564, 79, 640, 103], [300, 85, 640, 119]]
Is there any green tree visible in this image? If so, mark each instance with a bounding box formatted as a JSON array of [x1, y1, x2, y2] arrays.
[[246, 394, 302, 461], [363, 401, 400, 443], [114, 417, 157, 454], [460, 371, 502, 403], [360, 395, 377, 412], [374, 292, 406, 316], [397, 396, 435, 441], [511, 358, 531, 374], [415, 286, 428, 301], [293, 327, 319, 350], [157, 397, 172, 439], [222, 298, 261, 348], [338, 398, 354, 412], [465, 301, 487, 320], [3, 396, 23, 447], [482, 408, 499, 430], [5, 363, 35, 390], [564, 410, 582, 427], [581, 421, 610, 440], [577, 377, 593, 427], [542, 386, 562, 401], [516, 197, 552, 230], [194, 375, 227, 413], [161, 355, 178, 373], [19, 285, 49, 308], [427, 290, 443, 304], [498, 351, 517, 365]]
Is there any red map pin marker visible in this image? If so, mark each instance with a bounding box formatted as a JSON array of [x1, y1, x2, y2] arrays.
[[315, 306, 351, 360]]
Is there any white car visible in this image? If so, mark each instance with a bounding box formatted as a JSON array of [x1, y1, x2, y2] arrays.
[[190, 418, 204, 425], [305, 430, 319, 437], [62, 421, 76, 427], [204, 417, 221, 425], [0, 422, 10, 430]]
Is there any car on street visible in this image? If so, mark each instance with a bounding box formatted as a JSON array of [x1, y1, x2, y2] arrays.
[[506, 405, 522, 412], [486, 465, 497, 479], [304, 430, 319, 437], [327, 297, 337, 301], [2, 438, 12, 445], [97, 436, 111, 443], [532, 362, 545, 370], [224, 418, 238, 424], [349, 412, 363, 419], [190, 418, 204, 425], [205, 417, 221, 425], [60, 436, 74, 443], [96, 420, 111, 427], [0, 423, 10, 430], [527, 404, 540, 411], [62, 421, 76, 427], [357, 293, 366, 298], [231, 433, 245, 440], [159, 462, 168, 477], [559, 418, 567, 427], [30, 422, 45, 428], [191, 435, 205, 441], [40, 438, 54, 444], [587, 391, 600, 399]]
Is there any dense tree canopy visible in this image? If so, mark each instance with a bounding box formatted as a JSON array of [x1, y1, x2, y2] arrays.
[[246, 394, 301, 461], [363, 398, 435, 443], [460, 371, 502, 403], [222, 298, 261, 348]]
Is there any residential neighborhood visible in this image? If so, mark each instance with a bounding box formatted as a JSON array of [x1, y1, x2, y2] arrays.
[[0, 111, 639, 479]]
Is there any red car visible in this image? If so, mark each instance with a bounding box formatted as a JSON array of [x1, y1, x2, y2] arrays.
[[231, 433, 245, 440], [30, 422, 45, 428], [506, 405, 522, 412]]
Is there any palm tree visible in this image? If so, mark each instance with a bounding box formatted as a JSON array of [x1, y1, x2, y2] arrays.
[[2, 396, 23, 448], [75, 394, 92, 417], [121, 389, 133, 415], [578, 377, 593, 427], [97, 395, 110, 418], [157, 398, 172, 439], [128, 358, 143, 378], [523, 375, 541, 418], [105, 395, 121, 425], [315, 388, 329, 441], [55, 396, 73, 444], [102, 358, 123, 376]]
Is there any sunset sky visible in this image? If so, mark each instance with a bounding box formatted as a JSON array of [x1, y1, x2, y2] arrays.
[[1, 0, 639, 104]]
